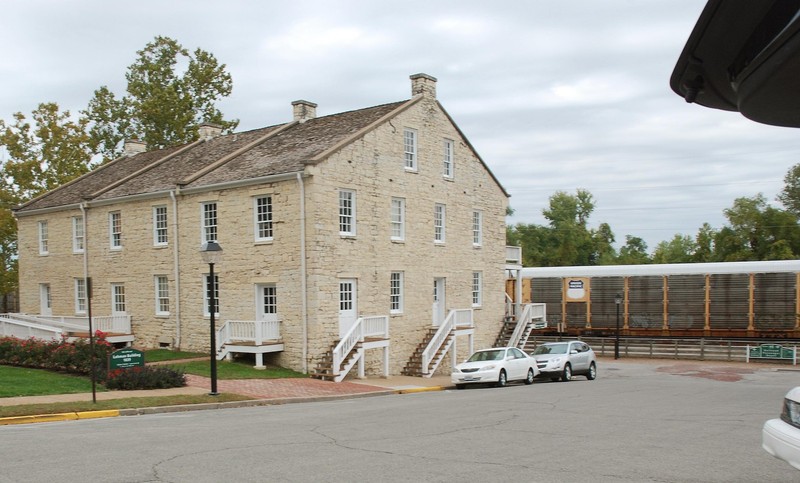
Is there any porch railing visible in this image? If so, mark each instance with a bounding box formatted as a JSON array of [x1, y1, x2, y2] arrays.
[[0, 315, 64, 340], [332, 315, 389, 377], [421, 309, 473, 376], [216, 319, 282, 353], [33, 314, 131, 334], [508, 303, 547, 348]]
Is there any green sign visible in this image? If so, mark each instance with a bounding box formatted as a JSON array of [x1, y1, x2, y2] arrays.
[[109, 348, 145, 370], [749, 344, 795, 360]]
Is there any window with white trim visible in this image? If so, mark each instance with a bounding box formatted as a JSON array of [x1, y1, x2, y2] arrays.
[[72, 216, 84, 253], [404, 128, 417, 171], [434, 203, 446, 243], [443, 139, 454, 178], [339, 189, 356, 236], [75, 278, 87, 314], [202, 202, 218, 243], [390, 272, 403, 314], [153, 206, 168, 246], [261, 284, 278, 316], [111, 283, 126, 314], [204, 274, 220, 316], [38, 220, 49, 255], [390, 197, 405, 241], [472, 211, 483, 247], [254, 195, 273, 241], [472, 271, 482, 307], [109, 211, 122, 249], [155, 276, 170, 315]]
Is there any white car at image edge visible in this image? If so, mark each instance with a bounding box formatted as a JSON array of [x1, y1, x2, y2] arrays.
[[763, 386, 800, 471], [451, 347, 539, 389]]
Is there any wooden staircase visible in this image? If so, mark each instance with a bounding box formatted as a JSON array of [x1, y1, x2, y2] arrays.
[[310, 340, 362, 381], [493, 315, 517, 347], [401, 327, 454, 376]]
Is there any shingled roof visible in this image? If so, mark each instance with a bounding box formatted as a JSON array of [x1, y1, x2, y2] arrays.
[[14, 100, 409, 214]]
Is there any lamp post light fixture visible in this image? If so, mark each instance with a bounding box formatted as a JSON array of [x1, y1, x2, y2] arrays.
[[614, 292, 622, 360], [201, 241, 223, 396]]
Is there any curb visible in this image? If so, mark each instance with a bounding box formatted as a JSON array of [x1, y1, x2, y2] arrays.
[[396, 386, 446, 394], [0, 409, 120, 426]]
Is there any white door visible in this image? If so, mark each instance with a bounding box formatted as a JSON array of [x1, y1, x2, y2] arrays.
[[256, 284, 279, 322], [39, 284, 52, 316], [432, 278, 446, 326], [339, 279, 358, 339]]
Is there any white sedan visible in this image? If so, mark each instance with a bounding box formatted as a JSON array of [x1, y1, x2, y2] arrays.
[[763, 386, 800, 471], [451, 347, 538, 389]]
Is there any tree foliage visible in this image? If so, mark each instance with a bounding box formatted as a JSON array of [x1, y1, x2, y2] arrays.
[[83, 36, 238, 161]]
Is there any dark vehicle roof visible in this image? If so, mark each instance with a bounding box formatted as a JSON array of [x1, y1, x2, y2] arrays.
[[670, 0, 800, 127]]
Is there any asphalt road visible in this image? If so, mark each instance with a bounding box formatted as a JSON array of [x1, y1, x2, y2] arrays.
[[1, 360, 798, 482]]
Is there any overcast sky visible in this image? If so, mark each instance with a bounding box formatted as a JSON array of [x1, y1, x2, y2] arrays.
[[3, 0, 799, 251]]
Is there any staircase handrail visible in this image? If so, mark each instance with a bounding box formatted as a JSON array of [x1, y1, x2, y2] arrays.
[[332, 318, 365, 377], [0, 315, 64, 340], [421, 309, 473, 375], [508, 304, 533, 348], [216, 321, 232, 354]]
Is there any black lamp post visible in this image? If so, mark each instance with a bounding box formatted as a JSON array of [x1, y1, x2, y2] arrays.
[[201, 241, 223, 396], [614, 292, 622, 360]]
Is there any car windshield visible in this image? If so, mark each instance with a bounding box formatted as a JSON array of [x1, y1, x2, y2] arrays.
[[532, 343, 568, 355], [467, 350, 505, 362]]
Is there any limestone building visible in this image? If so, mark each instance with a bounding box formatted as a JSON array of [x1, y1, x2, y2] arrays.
[[13, 74, 509, 377]]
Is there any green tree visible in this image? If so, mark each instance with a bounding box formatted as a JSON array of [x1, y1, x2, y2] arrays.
[[591, 222, 617, 265], [652, 234, 696, 264], [778, 163, 800, 216], [693, 223, 716, 262], [617, 235, 651, 265], [542, 189, 596, 266], [84, 36, 238, 161]]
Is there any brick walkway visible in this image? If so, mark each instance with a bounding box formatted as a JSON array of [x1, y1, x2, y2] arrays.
[[184, 374, 391, 399]]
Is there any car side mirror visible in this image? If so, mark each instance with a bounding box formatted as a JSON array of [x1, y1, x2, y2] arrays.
[[570, 349, 578, 355]]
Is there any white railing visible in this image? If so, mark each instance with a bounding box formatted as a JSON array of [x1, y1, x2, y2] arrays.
[[0, 315, 64, 341], [505, 293, 516, 319], [332, 315, 389, 377], [508, 303, 547, 348], [216, 319, 283, 353], [421, 309, 473, 376], [32, 314, 131, 334]]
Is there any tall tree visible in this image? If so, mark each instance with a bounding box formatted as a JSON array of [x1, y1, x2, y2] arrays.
[[778, 163, 800, 216], [83, 36, 238, 161], [652, 234, 696, 264], [617, 235, 651, 265]]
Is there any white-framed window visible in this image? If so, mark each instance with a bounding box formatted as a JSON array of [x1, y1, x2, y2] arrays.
[[155, 276, 170, 315], [443, 138, 454, 178], [472, 211, 483, 247], [434, 203, 446, 244], [339, 189, 356, 236], [404, 128, 417, 171], [254, 195, 273, 241], [202, 202, 218, 243], [111, 283, 126, 314], [390, 197, 405, 241], [204, 274, 220, 317], [72, 216, 84, 253], [261, 284, 278, 316], [109, 211, 122, 249], [38, 220, 48, 255], [75, 278, 87, 314], [390, 271, 404, 314], [40, 283, 52, 316], [153, 205, 168, 246], [472, 271, 483, 307]]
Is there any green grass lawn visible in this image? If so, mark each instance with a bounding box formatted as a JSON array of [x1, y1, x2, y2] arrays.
[[0, 366, 106, 398], [142, 349, 206, 362], [166, 359, 305, 379]]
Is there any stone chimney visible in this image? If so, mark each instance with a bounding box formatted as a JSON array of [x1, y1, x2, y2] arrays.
[[410, 73, 437, 99], [292, 100, 317, 123], [123, 139, 147, 156], [198, 123, 223, 141]]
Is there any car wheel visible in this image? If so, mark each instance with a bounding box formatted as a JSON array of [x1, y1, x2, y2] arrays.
[[550, 377, 560, 382], [561, 363, 572, 382], [587, 362, 597, 380], [524, 368, 535, 385], [497, 369, 507, 387], [456, 384, 465, 390]]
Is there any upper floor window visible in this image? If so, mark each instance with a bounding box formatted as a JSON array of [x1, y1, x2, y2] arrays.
[[472, 211, 483, 247], [72, 216, 84, 253], [155, 275, 170, 315], [153, 206, 168, 246], [390, 197, 405, 241], [339, 189, 356, 236], [75, 278, 87, 314], [109, 212, 122, 250], [404, 128, 417, 171], [390, 271, 404, 314], [472, 271, 483, 307], [255, 195, 273, 241], [202, 202, 217, 243], [443, 139, 454, 179], [434, 203, 446, 244], [38, 220, 48, 255]]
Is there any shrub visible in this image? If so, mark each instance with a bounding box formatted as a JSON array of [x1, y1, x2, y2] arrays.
[[0, 332, 113, 376], [105, 366, 186, 390]]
